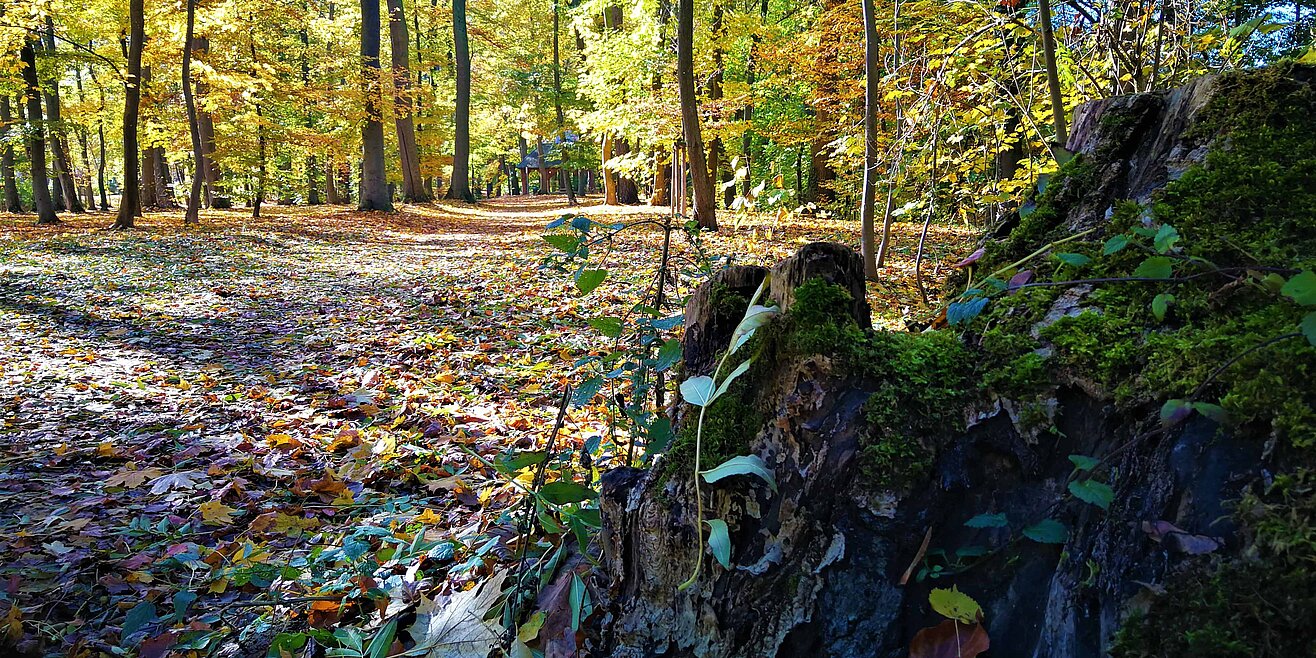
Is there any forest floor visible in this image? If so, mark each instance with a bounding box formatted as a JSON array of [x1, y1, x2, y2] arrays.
[[0, 196, 971, 654]]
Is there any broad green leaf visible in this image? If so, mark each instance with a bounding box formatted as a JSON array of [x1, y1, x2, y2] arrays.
[[729, 305, 779, 354], [1160, 398, 1191, 426], [542, 234, 578, 252], [947, 296, 989, 326], [569, 573, 588, 631], [1153, 224, 1181, 253], [1068, 454, 1099, 471], [570, 216, 591, 231], [705, 519, 732, 569], [539, 480, 597, 505], [929, 586, 981, 623], [1068, 479, 1115, 510], [680, 376, 716, 407], [964, 513, 1008, 528], [572, 377, 603, 407], [1132, 256, 1173, 279], [122, 601, 157, 641], [1151, 293, 1174, 321], [711, 359, 753, 403], [587, 317, 623, 338], [496, 451, 546, 474], [575, 269, 608, 294], [701, 454, 777, 492], [1102, 235, 1130, 255], [1055, 252, 1092, 267], [1302, 311, 1316, 347], [1281, 271, 1316, 306], [654, 339, 682, 372], [1191, 401, 1228, 423], [1022, 519, 1068, 544]]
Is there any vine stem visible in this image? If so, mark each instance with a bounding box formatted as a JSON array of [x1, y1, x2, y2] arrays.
[[678, 403, 709, 590], [979, 226, 1098, 284]]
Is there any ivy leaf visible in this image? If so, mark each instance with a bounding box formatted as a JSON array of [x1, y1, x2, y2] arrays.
[[1133, 256, 1174, 279], [1302, 311, 1316, 347], [542, 234, 578, 252], [575, 269, 608, 295], [1151, 293, 1174, 321], [1022, 519, 1068, 544], [538, 480, 597, 505], [964, 513, 1008, 528], [947, 296, 989, 326], [680, 376, 716, 407], [1068, 454, 1099, 471], [1153, 224, 1181, 253], [1102, 235, 1130, 255], [572, 377, 603, 407], [929, 586, 981, 624], [1055, 253, 1091, 268], [587, 317, 623, 338], [701, 454, 777, 492], [1281, 271, 1316, 306], [705, 519, 732, 569], [1068, 479, 1115, 510]]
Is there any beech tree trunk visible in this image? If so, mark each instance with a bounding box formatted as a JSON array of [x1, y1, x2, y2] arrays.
[[388, 0, 428, 202], [182, 0, 204, 226], [677, 0, 716, 229], [194, 36, 227, 208], [859, 0, 879, 279], [359, 0, 393, 210], [443, 0, 475, 202], [20, 43, 58, 224], [113, 0, 143, 229], [518, 136, 529, 195], [326, 155, 340, 203], [42, 19, 84, 213], [1, 96, 21, 212]]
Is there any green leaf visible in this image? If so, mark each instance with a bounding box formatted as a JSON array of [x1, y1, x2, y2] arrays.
[[1055, 252, 1092, 267], [1133, 256, 1173, 279], [572, 377, 603, 407], [947, 296, 989, 326], [1151, 293, 1174, 321], [121, 601, 157, 642], [569, 573, 587, 631], [1023, 519, 1068, 544], [701, 454, 777, 492], [929, 586, 981, 623], [654, 339, 682, 372], [964, 513, 1008, 528], [1068, 454, 1099, 471], [711, 359, 752, 403], [1281, 271, 1316, 306], [365, 619, 396, 658], [586, 317, 623, 338], [1068, 479, 1115, 510], [542, 234, 578, 252], [680, 375, 716, 407], [1102, 235, 1130, 255], [1160, 398, 1191, 426], [539, 480, 597, 505], [575, 269, 608, 294], [1302, 311, 1316, 347], [1191, 401, 1228, 423], [728, 305, 779, 354], [1153, 224, 1181, 253], [270, 633, 309, 657], [706, 519, 732, 569], [496, 451, 546, 474]]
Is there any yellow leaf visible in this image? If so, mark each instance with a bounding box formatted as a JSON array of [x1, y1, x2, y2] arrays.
[[199, 501, 239, 526], [413, 509, 443, 525], [929, 586, 982, 624]]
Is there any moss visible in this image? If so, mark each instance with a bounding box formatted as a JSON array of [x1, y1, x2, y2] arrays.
[[659, 378, 764, 489]]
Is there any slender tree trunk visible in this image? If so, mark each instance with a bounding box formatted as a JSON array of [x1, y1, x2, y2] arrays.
[[0, 96, 21, 212], [553, 0, 576, 205], [249, 32, 266, 217], [651, 149, 670, 206], [859, 0, 879, 279], [677, 0, 716, 229], [741, 0, 767, 199], [388, 0, 428, 201], [193, 36, 226, 208], [536, 136, 549, 193], [602, 134, 617, 204], [326, 154, 340, 203], [152, 146, 174, 207], [359, 0, 393, 210], [876, 0, 905, 268], [21, 44, 57, 224], [518, 136, 529, 195], [73, 70, 96, 209], [1038, 0, 1069, 151], [113, 0, 143, 228], [42, 19, 85, 213], [709, 2, 728, 209], [444, 0, 475, 202], [182, 0, 204, 226]]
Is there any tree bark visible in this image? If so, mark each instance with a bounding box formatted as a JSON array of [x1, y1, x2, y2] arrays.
[[42, 19, 85, 213], [182, 0, 204, 226], [152, 146, 175, 207], [21, 44, 58, 224], [677, 0, 716, 229], [615, 139, 639, 204], [602, 134, 617, 204], [193, 36, 227, 208], [388, 0, 428, 202], [536, 135, 549, 194], [1038, 0, 1069, 151], [113, 0, 143, 229], [553, 0, 576, 205], [443, 0, 475, 202], [518, 136, 529, 195], [859, 0, 879, 279], [709, 1, 728, 209], [0, 96, 21, 212], [326, 154, 340, 203], [359, 0, 393, 210]]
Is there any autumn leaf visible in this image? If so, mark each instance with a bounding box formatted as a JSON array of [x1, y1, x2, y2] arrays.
[[198, 501, 240, 526], [909, 620, 990, 658]]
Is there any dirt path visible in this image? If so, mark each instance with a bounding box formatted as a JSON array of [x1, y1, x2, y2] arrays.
[[0, 196, 969, 655]]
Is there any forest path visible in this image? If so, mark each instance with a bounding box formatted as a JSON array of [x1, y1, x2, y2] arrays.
[[0, 196, 966, 652]]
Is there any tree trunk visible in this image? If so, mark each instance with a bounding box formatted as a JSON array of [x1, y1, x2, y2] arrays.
[[1038, 0, 1069, 151], [153, 146, 175, 207], [552, 0, 576, 205], [42, 19, 85, 213], [326, 154, 340, 203], [113, 0, 143, 229], [194, 36, 227, 208], [0, 96, 21, 212], [73, 70, 96, 209], [20, 44, 58, 224], [602, 134, 617, 204], [388, 0, 428, 202], [651, 148, 670, 206], [182, 0, 204, 226], [359, 0, 393, 210], [536, 136, 549, 194], [443, 0, 475, 202], [708, 2, 729, 209], [518, 136, 529, 195], [615, 139, 639, 204], [859, 0, 879, 280], [677, 0, 716, 229]]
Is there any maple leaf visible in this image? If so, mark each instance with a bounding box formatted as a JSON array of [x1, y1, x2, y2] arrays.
[[198, 501, 240, 526], [105, 467, 165, 489], [148, 471, 207, 495]]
